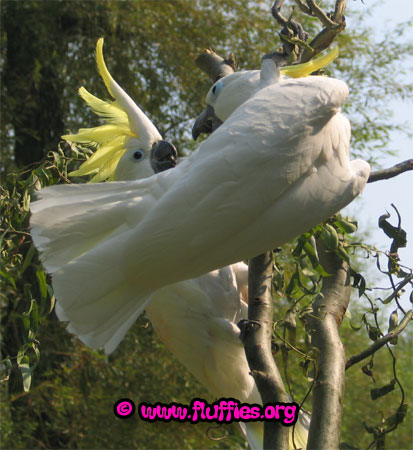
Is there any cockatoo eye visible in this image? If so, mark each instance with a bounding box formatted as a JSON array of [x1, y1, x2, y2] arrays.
[[133, 150, 145, 160], [212, 80, 223, 96]]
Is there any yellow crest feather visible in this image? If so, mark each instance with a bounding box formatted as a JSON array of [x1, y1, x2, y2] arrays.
[[89, 148, 125, 183], [280, 47, 339, 78], [63, 124, 132, 145], [78, 87, 128, 126], [69, 135, 127, 177], [65, 38, 138, 182], [95, 37, 115, 98]]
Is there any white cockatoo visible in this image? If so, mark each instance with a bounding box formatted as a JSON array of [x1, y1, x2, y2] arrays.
[[30, 41, 370, 425], [33, 38, 312, 448], [192, 47, 339, 138]]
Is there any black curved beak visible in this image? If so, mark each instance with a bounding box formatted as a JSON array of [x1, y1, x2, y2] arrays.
[[192, 105, 223, 140], [150, 140, 178, 174]]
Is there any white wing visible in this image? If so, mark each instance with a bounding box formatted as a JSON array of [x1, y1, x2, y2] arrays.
[[146, 265, 258, 401], [30, 75, 369, 352], [110, 76, 368, 282], [30, 169, 180, 353]]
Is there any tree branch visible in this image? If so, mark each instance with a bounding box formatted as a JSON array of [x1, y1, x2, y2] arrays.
[[301, 19, 345, 62], [271, 0, 288, 26], [304, 239, 350, 449], [239, 252, 289, 450], [367, 159, 413, 183], [332, 0, 346, 23], [195, 49, 235, 82], [306, 0, 337, 28], [290, 0, 347, 62], [345, 309, 413, 370], [294, 0, 312, 15]]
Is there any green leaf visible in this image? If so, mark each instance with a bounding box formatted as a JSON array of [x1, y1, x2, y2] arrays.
[[357, 276, 366, 297], [334, 217, 358, 234], [30, 300, 39, 335], [320, 223, 339, 250], [292, 235, 307, 257], [22, 190, 31, 212], [337, 246, 350, 262], [21, 243, 36, 275], [47, 285, 56, 314], [18, 355, 32, 392], [36, 267, 48, 313], [387, 310, 398, 345], [303, 241, 331, 276], [285, 268, 299, 296], [368, 326, 380, 341], [371, 379, 396, 400], [0, 268, 16, 289], [0, 358, 13, 382]]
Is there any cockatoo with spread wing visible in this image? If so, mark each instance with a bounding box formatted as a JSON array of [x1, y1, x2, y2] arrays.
[[32, 38, 312, 448], [30, 46, 369, 450]]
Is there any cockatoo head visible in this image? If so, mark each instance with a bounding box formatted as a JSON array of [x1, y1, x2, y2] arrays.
[[63, 38, 177, 182], [192, 46, 339, 139], [115, 140, 178, 180]]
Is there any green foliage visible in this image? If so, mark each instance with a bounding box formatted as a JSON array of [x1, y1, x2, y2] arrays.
[[270, 213, 413, 449], [0, 146, 86, 392], [1, 316, 243, 449]]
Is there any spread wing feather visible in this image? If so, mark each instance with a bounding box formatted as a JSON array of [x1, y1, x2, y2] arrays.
[[30, 75, 369, 353]]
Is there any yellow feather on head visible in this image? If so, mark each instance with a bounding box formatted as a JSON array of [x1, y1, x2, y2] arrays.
[[280, 46, 339, 78], [64, 38, 138, 182]]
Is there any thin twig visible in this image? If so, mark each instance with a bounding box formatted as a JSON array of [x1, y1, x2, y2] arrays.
[[379, 274, 413, 306], [333, 0, 346, 22], [271, 0, 288, 26], [294, 0, 312, 15], [367, 159, 413, 183], [306, 0, 337, 28], [345, 310, 413, 370]]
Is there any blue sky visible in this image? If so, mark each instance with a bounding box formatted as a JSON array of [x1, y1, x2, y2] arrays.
[[344, 0, 413, 310]]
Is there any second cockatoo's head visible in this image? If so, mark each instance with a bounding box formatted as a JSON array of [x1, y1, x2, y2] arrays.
[[63, 38, 177, 182], [192, 47, 339, 139]]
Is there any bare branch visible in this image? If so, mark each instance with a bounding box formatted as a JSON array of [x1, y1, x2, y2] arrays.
[[368, 159, 413, 183], [306, 0, 337, 28], [239, 252, 289, 450], [346, 310, 413, 370], [292, 0, 347, 62], [195, 49, 235, 82], [293, 0, 312, 15], [271, 0, 288, 26], [301, 19, 346, 62], [304, 239, 350, 449], [380, 274, 413, 305], [278, 33, 314, 53], [333, 0, 346, 22]]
